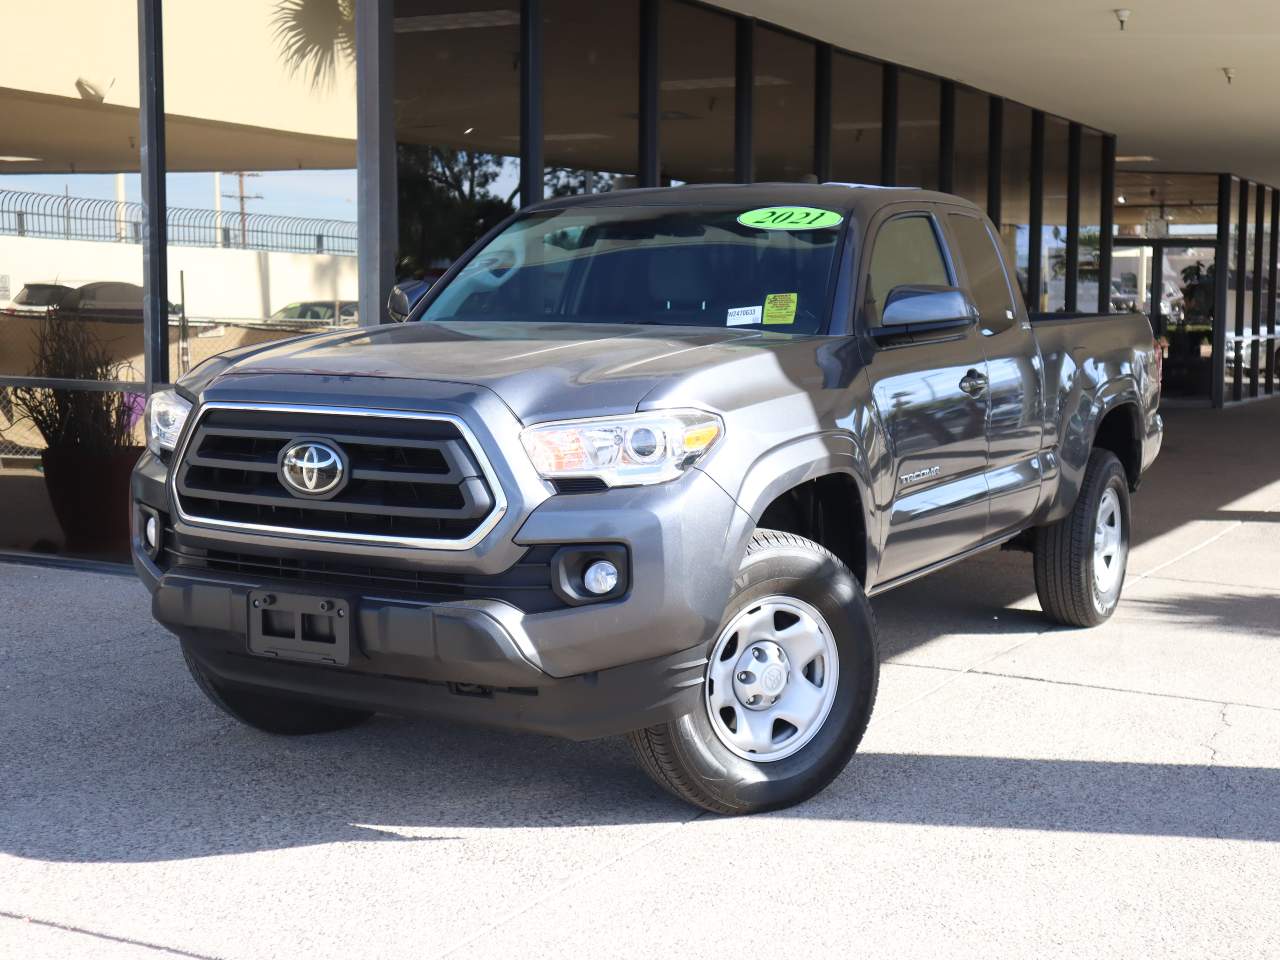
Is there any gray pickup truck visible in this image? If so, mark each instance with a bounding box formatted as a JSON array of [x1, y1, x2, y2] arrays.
[[132, 184, 1163, 814]]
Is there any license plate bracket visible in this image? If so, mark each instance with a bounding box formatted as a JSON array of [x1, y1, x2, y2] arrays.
[[248, 591, 351, 666]]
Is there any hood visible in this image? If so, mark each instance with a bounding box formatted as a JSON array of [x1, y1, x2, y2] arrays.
[[210, 320, 784, 423]]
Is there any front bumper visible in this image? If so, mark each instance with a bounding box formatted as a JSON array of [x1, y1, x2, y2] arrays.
[[133, 407, 754, 737]]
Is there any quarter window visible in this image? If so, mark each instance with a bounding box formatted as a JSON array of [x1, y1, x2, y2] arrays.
[[866, 215, 950, 325], [949, 213, 1018, 334]]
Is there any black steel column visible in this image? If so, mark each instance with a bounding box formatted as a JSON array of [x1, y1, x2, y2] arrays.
[[987, 97, 1003, 227], [136, 0, 168, 389], [519, 0, 544, 206], [1252, 184, 1266, 395], [880, 64, 898, 186], [1065, 122, 1081, 313], [1234, 180, 1249, 401], [638, 0, 660, 187], [1098, 134, 1115, 314], [1270, 189, 1279, 394], [1027, 110, 1045, 313], [356, 0, 396, 326], [734, 18, 754, 183], [813, 43, 832, 182], [938, 81, 955, 194], [1211, 174, 1231, 408]]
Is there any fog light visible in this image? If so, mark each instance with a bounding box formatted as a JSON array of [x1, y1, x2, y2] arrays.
[[583, 560, 619, 596], [145, 515, 159, 550]]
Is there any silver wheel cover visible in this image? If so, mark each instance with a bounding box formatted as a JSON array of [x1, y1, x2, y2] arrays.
[[1093, 486, 1126, 595], [705, 595, 840, 763]]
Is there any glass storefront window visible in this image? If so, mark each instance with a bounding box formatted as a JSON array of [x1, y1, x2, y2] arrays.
[[999, 102, 1032, 303], [1078, 128, 1103, 313], [545, 0, 639, 196], [1039, 115, 1069, 312], [830, 53, 882, 184], [897, 71, 939, 190], [0, 0, 146, 560], [953, 87, 988, 210], [752, 27, 815, 182], [660, 1, 736, 184], [162, 0, 361, 379], [394, 0, 521, 284]]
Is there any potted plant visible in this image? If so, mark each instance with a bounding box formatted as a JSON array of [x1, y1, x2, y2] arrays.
[[6, 311, 144, 556]]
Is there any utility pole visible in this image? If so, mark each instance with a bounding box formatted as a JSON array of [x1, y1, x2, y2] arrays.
[[221, 171, 262, 247]]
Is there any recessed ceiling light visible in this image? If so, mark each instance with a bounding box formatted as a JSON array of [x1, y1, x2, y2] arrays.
[[1117, 195, 1127, 204], [1117, 155, 1158, 163]]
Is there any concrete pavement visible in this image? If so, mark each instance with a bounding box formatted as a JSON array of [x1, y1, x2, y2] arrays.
[[2, 401, 1278, 959]]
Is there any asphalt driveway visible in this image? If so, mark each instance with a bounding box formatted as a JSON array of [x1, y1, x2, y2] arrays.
[[2, 402, 1278, 959]]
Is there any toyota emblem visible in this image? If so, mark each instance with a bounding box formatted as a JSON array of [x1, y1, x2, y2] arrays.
[[279, 440, 345, 497]]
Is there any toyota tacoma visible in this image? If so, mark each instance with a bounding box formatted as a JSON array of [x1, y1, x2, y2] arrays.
[[132, 184, 1163, 814]]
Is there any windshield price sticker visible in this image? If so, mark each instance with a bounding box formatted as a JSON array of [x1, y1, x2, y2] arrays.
[[726, 305, 763, 326], [737, 206, 844, 230], [763, 293, 798, 325]]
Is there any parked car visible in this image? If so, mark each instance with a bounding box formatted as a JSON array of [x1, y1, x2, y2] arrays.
[[133, 184, 1163, 814], [269, 300, 359, 325], [0, 282, 74, 317]]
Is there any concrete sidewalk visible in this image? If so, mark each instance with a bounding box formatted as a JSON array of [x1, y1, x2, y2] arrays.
[[2, 401, 1278, 960]]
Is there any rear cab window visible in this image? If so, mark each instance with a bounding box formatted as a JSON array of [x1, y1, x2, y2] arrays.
[[947, 212, 1019, 334]]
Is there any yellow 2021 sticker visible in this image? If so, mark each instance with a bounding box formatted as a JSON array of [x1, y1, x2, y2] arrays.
[[737, 206, 844, 230], [763, 293, 798, 325]]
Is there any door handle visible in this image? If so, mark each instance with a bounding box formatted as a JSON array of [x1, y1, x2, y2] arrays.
[[959, 370, 988, 397]]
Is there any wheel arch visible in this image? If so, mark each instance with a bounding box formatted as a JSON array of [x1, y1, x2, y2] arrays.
[[732, 433, 875, 586]]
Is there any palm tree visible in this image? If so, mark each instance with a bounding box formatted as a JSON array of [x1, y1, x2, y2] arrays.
[[270, 0, 355, 89]]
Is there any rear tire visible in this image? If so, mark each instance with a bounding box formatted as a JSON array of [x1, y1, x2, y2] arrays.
[[182, 648, 373, 735], [1033, 448, 1131, 627], [627, 529, 879, 815]]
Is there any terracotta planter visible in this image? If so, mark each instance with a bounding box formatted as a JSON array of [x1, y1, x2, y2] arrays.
[[40, 446, 145, 558]]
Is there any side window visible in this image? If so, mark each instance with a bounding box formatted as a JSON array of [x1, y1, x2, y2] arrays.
[[865, 215, 951, 325], [948, 213, 1018, 334]]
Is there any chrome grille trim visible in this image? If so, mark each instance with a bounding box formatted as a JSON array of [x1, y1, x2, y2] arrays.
[[169, 402, 508, 551]]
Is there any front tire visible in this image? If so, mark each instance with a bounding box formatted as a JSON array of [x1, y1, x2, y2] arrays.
[[182, 647, 373, 735], [1033, 448, 1131, 627], [627, 529, 879, 815]]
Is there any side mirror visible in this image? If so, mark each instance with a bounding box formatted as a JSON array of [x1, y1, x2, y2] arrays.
[[876, 285, 975, 336], [386, 285, 413, 323]]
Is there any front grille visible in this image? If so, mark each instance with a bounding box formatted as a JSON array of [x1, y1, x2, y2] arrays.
[[164, 538, 566, 613], [173, 404, 503, 548]]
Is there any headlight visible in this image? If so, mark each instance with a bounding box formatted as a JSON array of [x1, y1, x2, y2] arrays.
[[520, 410, 723, 487], [144, 389, 192, 455]]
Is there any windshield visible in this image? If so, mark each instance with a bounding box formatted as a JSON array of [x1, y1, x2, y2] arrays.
[[418, 204, 847, 335]]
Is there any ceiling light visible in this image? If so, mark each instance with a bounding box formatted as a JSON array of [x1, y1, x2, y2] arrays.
[[394, 11, 519, 33], [0, 155, 41, 162], [1223, 67, 1236, 85], [1117, 195, 1126, 204], [463, 126, 474, 135], [1116, 155, 1157, 163], [1114, 8, 1130, 31]]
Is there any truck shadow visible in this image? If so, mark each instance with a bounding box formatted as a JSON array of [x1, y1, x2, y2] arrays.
[[5, 669, 1277, 865]]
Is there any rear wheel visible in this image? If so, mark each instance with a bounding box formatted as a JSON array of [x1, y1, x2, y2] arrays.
[[627, 529, 879, 815], [182, 648, 373, 735], [1033, 448, 1131, 627]]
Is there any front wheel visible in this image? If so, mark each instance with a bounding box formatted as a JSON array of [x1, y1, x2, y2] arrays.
[[627, 529, 879, 815], [1033, 448, 1132, 627]]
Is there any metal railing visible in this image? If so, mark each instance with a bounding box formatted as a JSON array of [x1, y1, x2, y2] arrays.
[[0, 189, 357, 256]]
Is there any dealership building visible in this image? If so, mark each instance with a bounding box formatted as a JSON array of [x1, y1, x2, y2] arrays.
[[0, 0, 1276, 560]]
